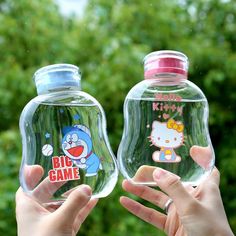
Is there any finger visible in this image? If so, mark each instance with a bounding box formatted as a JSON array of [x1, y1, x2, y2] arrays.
[[23, 165, 44, 189], [208, 167, 220, 186], [120, 196, 166, 230], [15, 187, 36, 208], [53, 185, 92, 226], [190, 145, 213, 170], [175, 224, 187, 236], [22, 165, 65, 203], [32, 177, 66, 203], [133, 165, 156, 182], [122, 180, 169, 209], [15, 187, 31, 213], [153, 168, 196, 215], [187, 168, 220, 202], [16, 187, 25, 203], [198, 167, 221, 203], [74, 198, 98, 232], [164, 208, 181, 236], [15, 187, 45, 218]]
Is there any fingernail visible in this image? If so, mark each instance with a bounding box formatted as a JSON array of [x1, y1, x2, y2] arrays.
[[80, 185, 92, 197], [153, 168, 167, 180]]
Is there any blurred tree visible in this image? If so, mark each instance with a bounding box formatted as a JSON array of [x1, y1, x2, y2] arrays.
[[0, 0, 235, 235], [0, 0, 76, 130]]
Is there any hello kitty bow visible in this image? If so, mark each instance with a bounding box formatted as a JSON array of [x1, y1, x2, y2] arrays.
[[167, 119, 184, 133]]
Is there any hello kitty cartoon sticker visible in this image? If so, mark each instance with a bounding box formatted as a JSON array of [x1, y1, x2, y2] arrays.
[[150, 119, 184, 162], [149, 93, 185, 163]]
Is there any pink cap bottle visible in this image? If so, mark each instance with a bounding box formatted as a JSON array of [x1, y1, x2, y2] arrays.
[[118, 50, 215, 186]]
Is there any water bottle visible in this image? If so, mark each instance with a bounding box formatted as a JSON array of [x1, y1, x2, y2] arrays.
[[118, 50, 215, 186], [19, 64, 118, 206]]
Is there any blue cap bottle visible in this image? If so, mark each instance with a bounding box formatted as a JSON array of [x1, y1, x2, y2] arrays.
[[19, 64, 118, 205]]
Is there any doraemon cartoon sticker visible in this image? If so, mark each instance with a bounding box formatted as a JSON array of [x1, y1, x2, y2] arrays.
[[48, 124, 102, 183], [62, 125, 102, 177]]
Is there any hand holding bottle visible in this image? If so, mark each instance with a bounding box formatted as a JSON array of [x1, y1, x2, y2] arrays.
[[16, 165, 98, 236], [120, 166, 234, 236], [120, 146, 233, 235]]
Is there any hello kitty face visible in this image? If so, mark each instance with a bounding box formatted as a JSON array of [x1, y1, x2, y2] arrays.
[[150, 119, 184, 148]]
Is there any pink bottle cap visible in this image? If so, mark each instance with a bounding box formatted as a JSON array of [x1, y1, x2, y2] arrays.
[[143, 50, 189, 79]]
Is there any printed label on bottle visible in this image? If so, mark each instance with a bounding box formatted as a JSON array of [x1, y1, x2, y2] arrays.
[[148, 93, 185, 163], [42, 122, 102, 183], [48, 156, 80, 182]]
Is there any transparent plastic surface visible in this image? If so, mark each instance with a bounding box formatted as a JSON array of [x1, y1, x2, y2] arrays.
[[19, 65, 118, 206], [118, 78, 215, 186]]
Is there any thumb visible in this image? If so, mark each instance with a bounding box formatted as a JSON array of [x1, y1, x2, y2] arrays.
[[190, 145, 213, 170], [208, 167, 220, 186], [200, 167, 221, 203], [153, 168, 196, 215], [54, 185, 92, 225]]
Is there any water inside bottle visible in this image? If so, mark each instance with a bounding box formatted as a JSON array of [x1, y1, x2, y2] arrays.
[[118, 97, 214, 186], [20, 101, 117, 204]]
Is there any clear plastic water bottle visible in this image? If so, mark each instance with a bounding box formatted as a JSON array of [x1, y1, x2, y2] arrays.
[[19, 64, 118, 206], [118, 50, 215, 186]]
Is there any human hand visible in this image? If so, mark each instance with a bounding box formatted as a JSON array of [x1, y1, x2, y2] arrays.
[[16, 165, 98, 236], [120, 167, 234, 236], [120, 146, 233, 236], [132, 145, 214, 184]]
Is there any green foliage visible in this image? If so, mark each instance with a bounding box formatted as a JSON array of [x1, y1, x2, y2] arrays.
[[0, 0, 235, 235], [0, 130, 21, 235]]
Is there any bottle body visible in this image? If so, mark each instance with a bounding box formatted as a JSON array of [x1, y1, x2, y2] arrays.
[[118, 75, 215, 186], [19, 65, 118, 205]]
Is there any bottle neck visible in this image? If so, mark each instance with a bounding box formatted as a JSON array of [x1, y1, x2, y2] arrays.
[[40, 85, 81, 95], [144, 72, 187, 82]]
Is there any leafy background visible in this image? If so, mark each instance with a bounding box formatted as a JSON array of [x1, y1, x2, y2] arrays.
[[0, 0, 235, 235]]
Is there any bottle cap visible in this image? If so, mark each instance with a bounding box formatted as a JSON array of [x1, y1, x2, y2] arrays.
[[34, 64, 81, 94], [143, 50, 188, 79]]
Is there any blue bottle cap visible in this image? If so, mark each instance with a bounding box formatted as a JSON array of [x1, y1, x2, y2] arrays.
[[34, 64, 81, 95]]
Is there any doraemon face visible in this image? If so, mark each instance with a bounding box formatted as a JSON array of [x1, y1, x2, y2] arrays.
[[62, 129, 92, 160]]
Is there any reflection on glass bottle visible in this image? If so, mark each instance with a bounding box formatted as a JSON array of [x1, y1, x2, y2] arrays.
[[19, 64, 118, 206], [118, 50, 215, 186]]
